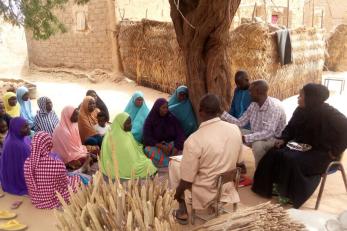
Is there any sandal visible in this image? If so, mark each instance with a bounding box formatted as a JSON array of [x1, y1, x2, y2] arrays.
[[10, 201, 22, 210], [172, 210, 189, 225], [0, 220, 27, 230], [0, 211, 16, 220]]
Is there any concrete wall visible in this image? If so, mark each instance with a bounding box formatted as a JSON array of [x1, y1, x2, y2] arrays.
[[232, 0, 304, 29], [26, 0, 113, 70], [117, 0, 171, 21], [303, 0, 347, 33]]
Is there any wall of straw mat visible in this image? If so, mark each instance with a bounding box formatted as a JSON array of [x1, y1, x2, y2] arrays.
[[229, 23, 325, 99], [325, 24, 347, 72], [118, 20, 186, 93], [118, 20, 325, 100]]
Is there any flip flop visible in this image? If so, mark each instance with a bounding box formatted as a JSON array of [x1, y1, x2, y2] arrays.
[[172, 210, 189, 225], [10, 201, 22, 210], [0, 220, 27, 231], [0, 211, 16, 220]]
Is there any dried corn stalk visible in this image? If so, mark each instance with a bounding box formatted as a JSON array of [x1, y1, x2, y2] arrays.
[[194, 202, 306, 231], [56, 171, 179, 231]]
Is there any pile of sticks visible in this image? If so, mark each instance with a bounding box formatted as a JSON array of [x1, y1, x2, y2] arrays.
[[55, 171, 179, 231], [194, 202, 306, 231]]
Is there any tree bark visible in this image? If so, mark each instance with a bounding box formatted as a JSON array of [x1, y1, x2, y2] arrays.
[[169, 0, 241, 113]]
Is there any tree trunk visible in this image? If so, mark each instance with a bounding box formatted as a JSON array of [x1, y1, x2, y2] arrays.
[[169, 0, 241, 113]]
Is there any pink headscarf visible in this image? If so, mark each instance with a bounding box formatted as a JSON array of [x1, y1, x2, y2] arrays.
[[52, 106, 88, 163]]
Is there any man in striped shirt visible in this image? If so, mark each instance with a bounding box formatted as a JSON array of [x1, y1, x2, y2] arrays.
[[221, 80, 286, 167]]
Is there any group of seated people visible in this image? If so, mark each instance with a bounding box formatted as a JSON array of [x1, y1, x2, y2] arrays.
[[0, 84, 197, 209], [0, 71, 346, 224], [170, 72, 347, 224]]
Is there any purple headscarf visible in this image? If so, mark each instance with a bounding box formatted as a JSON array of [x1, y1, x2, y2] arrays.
[[143, 98, 185, 150], [0, 117, 31, 195]]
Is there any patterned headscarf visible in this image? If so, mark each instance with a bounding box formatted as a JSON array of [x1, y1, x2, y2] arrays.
[[25, 132, 53, 190], [24, 131, 81, 209], [33, 97, 59, 134]]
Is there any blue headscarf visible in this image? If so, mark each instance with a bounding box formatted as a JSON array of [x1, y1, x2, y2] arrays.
[[16, 86, 35, 128], [168, 86, 197, 137], [124, 92, 149, 143]]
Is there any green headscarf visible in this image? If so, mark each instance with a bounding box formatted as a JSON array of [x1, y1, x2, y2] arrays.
[[100, 112, 157, 179]]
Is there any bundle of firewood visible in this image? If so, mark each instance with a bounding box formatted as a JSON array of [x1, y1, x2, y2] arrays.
[[55, 171, 179, 231], [194, 202, 306, 231]]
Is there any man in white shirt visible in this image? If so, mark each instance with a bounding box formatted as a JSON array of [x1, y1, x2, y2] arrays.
[[221, 80, 286, 166], [170, 94, 243, 224]]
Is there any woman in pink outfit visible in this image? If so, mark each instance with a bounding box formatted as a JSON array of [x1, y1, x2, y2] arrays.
[[52, 106, 91, 169], [24, 132, 81, 209]]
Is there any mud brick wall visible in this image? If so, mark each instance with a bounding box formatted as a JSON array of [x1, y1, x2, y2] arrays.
[[25, 0, 113, 70]]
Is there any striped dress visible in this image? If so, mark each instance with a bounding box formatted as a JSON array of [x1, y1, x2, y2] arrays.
[[33, 97, 59, 134]]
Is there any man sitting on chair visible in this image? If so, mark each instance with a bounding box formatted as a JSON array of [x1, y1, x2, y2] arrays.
[[221, 80, 286, 167], [170, 94, 243, 225]]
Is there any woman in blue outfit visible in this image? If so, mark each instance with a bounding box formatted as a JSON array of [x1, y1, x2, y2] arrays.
[[168, 86, 197, 137], [124, 91, 150, 143], [16, 86, 35, 128]]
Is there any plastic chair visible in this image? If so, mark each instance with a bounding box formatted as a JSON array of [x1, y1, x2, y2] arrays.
[[315, 155, 347, 210], [191, 167, 241, 224]]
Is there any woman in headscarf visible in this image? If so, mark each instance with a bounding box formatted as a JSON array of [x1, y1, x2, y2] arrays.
[[0, 119, 8, 157], [0, 117, 31, 195], [3, 92, 20, 117], [52, 106, 92, 170], [0, 102, 11, 156], [16, 86, 35, 128], [0, 100, 12, 126], [33, 97, 59, 135], [24, 132, 81, 209], [86, 90, 109, 122], [100, 112, 157, 179], [78, 96, 100, 145], [124, 91, 149, 143], [168, 86, 198, 137], [143, 98, 185, 167], [252, 83, 347, 208]]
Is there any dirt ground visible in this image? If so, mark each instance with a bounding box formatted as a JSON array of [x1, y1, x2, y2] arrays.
[[0, 23, 346, 230]]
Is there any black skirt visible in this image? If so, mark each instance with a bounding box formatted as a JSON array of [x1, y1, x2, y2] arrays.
[[252, 147, 332, 208]]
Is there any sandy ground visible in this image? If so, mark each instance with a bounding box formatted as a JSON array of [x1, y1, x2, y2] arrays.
[[0, 23, 346, 230]]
